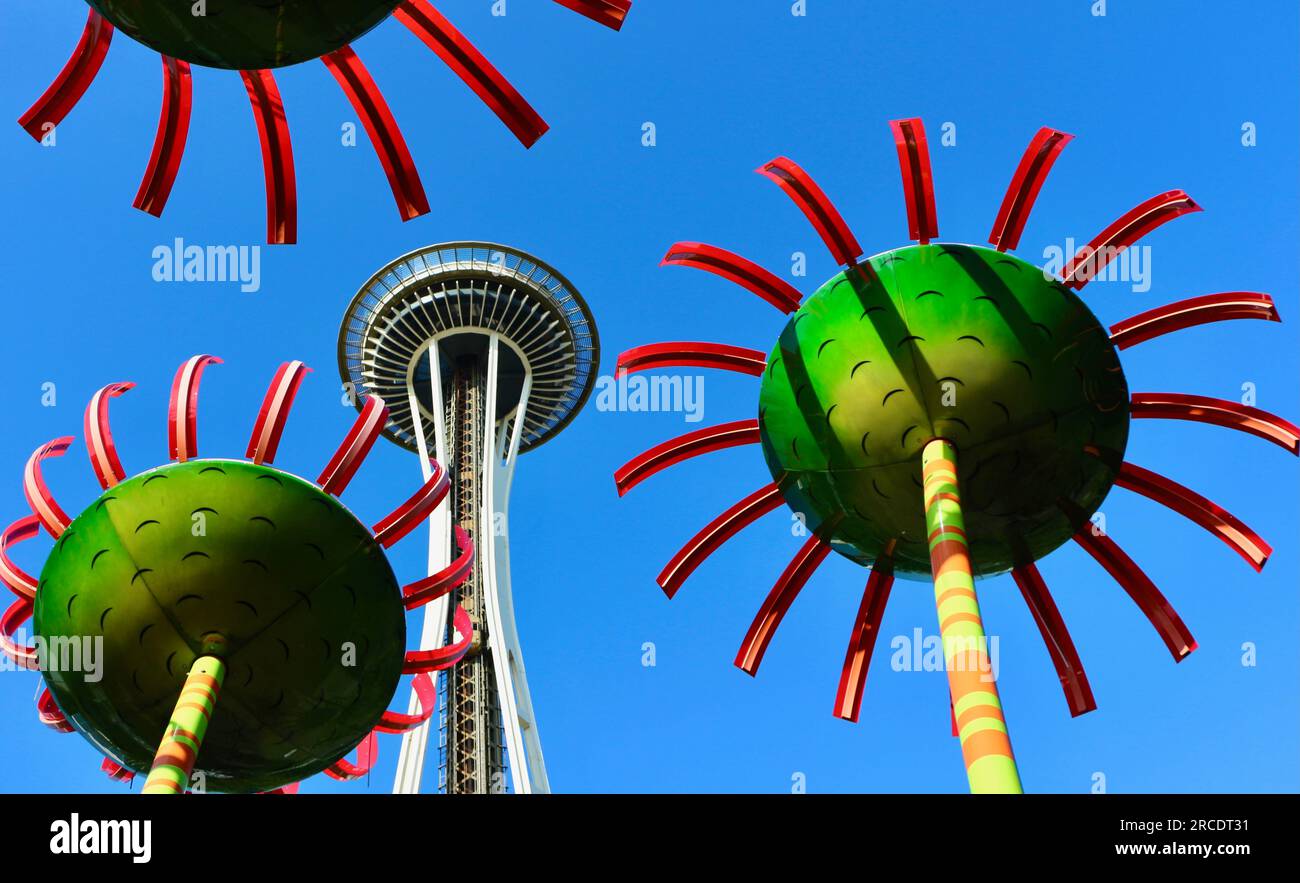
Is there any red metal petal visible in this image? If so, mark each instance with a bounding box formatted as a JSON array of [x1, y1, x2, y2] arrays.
[[658, 482, 785, 598], [246, 361, 311, 465], [84, 381, 134, 489], [553, 0, 632, 30], [1130, 393, 1300, 455], [168, 355, 222, 462], [735, 530, 834, 676], [1011, 563, 1096, 717], [1061, 190, 1201, 290], [401, 605, 474, 675], [372, 460, 450, 548], [833, 559, 895, 722], [756, 157, 863, 265], [1115, 460, 1271, 571], [240, 69, 297, 245], [988, 127, 1072, 252], [24, 438, 74, 539], [0, 516, 41, 601], [404, 526, 474, 609], [888, 118, 939, 244], [1073, 528, 1197, 661], [377, 670, 441, 731], [1109, 292, 1279, 350], [395, 0, 548, 147], [325, 730, 378, 780], [661, 242, 802, 314], [321, 45, 430, 222], [133, 56, 192, 217], [614, 419, 760, 497], [617, 342, 767, 377], [18, 10, 113, 141], [1, 597, 38, 670], [318, 395, 389, 495], [101, 759, 135, 781]]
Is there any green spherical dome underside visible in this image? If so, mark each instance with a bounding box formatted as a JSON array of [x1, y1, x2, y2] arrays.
[[759, 244, 1129, 579], [85, 0, 400, 70], [33, 459, 405, 793]]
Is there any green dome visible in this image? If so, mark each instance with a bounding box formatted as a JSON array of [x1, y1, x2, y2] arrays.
[[758, 243, 1129, 578], [33, 459, 405, 792], [85, 1, 401, 70]]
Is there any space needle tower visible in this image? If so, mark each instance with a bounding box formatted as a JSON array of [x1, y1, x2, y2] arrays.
[[338, 242, 598, 794]]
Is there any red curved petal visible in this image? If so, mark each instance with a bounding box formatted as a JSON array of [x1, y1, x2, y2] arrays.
[[756, 157, 863, 265], [1, 597, 38, 670], [240, 69, 297, 245], [246, 360, 311, 466], [372, 460, 450, 548], [988, 127, 1072, 252], [617, 342, 767, 377], [888, 118, 939, 244], [1130, 393, 1300, 455], [24, 438, 74, 538], [84, 381, 134, 489], [133, 56, 192, 217], [1061, 190, 1201, 290], [318, 396, 389, 495], [553, 0, 632, 30], [401, 606, 474, 676], [833, 559, 895, 722], [661, 242, 803, 314], [0, 516, 41, 601], [614, 419, 760, 496], [101, 759, 136, 781], [1109, 292, 1279, 350], [168, 355, 222, 462], [1011, 563, 1096, 717], [1073, 529, 1197, 661], [325, 730, 378, 780], [321, 46, 429, 221], [735, 529, 835, 676], [395, 0, 548, 147], [18, 10, 113, 141], [404, 527, 474, 609], [658, 482, 785, 598]]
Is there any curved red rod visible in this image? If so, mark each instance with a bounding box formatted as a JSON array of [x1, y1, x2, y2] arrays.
[[377, 671, 440, 733], [1, 597, 38, 670], [888, 118, 939, 244], [134, 56, 192, 217], [373, 460, 450, 548], [661, 242, 802, 314], [318, 396, 390, 495], [168, 355, 222, 462], [1130, 393, 1300, 455], [1072, 528, 1197, 661], [1011, 563, 1096, 717], [1109, 292, 1278, 350], [24, 438, 74, 539], [321, 46, 430, 222], [833, 555, 895, 722], [404, 526, 474, 609], [40, 690, 75, 734], [395, 0, 548, 147], [1114, 460, 1271, 571], [84, 381, 134, 490], [246, 360, 311, 465], [18, 9, 113, 141], [401, 605, 474, 676], [988, 127, 1072, 252], [325, 730, 378, 780], [756, 157, 863, 266], [617, 342, 767, 378], [659, 482, 785, 598], [240, 69, 297, 245], [735, 529, 835, 676], [554, 0, 632, 29], [1061, 190, 1201, 290], [614, 419, 760, 497], [0, 516, 41, 601]]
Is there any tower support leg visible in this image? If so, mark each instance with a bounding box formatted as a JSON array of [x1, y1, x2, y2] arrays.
[[921, 439, 1023, 794], [142, 656, 225, 794]]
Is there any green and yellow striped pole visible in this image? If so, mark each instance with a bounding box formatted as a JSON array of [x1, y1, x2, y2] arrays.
[[922, 438, 1022, 794], [142, 656, 225, 794]]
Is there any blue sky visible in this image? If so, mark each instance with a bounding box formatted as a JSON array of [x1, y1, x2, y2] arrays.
[[0, 0, 1296, 793]]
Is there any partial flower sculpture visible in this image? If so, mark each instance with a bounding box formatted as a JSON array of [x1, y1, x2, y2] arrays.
[[18, 0, 631, 243], [615, 118, 1297, 793], [2, 356, 477, 793]]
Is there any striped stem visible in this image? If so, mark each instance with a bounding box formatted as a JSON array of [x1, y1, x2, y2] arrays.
[[142, 656, 225, 794], [921, 439, 1023, 794]]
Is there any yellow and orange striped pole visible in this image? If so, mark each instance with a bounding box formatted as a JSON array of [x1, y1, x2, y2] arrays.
[[922, 439, 1022, 794], [142, 655, 225, 794]]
